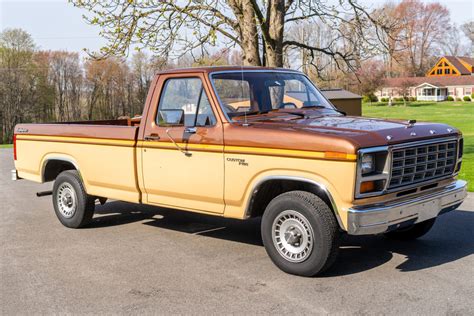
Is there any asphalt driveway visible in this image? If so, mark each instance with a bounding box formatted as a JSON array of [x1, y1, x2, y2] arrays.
[[1, 148, 473, 314]]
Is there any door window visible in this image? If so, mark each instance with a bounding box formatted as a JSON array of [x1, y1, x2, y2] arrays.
[[157, 78, 216, 127]]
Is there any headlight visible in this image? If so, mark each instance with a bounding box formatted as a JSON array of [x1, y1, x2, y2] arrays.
[[361, 154, 375, 175], [356, 147, 390, 198]]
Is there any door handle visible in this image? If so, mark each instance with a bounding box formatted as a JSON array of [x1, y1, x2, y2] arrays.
[[185, 127, 197, 134], [144, 134, 160, 141]]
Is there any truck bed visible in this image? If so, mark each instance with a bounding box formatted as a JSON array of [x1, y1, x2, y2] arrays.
[[14, 121, 142, 203]]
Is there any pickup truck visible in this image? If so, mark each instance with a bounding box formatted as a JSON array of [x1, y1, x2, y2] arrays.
[[13, 66, 467, 276]]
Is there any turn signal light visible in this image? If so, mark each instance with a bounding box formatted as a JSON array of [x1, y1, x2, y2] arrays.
[[324, 152, 356, 161], [360, 181, 375, 193]]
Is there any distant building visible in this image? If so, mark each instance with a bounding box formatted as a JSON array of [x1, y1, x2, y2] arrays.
[[320, 89, 362, 116], [426, 56, 474, 77], [376, 56, 474, 102]]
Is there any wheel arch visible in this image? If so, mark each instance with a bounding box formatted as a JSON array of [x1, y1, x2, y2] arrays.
[[244, 176, 344, 230], [41, 154, 81, 183]]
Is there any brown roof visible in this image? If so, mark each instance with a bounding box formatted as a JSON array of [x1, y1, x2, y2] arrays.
[[157, 66, 300, 75], [445, 56, 471, 75], [459, 56, 474, 67], [383, 76, 474, 88], [320, 88, 362, 100]]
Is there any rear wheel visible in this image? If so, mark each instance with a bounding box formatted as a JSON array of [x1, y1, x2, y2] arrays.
[[52, 170, 95, 228], [384, 218, 436, 240], [261, 191, 340, 277]]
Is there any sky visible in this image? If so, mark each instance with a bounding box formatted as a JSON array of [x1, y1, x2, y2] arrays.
[[0, 0, 473, 56]]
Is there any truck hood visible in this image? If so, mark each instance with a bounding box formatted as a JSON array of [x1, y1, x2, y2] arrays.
[[230, 114, 460, 153]]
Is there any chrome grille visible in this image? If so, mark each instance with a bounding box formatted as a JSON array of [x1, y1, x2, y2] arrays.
[[389, 140, 457, 189]]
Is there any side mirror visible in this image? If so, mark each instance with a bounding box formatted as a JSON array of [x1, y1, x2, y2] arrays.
[[158, 109, 184, 126]]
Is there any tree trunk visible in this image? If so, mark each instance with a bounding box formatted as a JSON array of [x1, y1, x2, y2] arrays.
[[238, 0, 261, 66], [264, 0, 285, 67]]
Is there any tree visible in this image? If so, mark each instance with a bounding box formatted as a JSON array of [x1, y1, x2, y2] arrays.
[[70, 0, 390, 68], [383, 0, 452, 77], [49, 51, 83, 121], [461, 21, 474, 55], [398, 79, 413, 106], [441, 24, 469, 57], [355, 60, 385, 97], [0, 29, 36, 143]]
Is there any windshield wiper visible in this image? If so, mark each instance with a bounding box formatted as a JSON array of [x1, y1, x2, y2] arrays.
[[230, 111, 264, 118], [260, 108, 307, 118], [301, 105, 326, 109], [303, 105, 346, 116]]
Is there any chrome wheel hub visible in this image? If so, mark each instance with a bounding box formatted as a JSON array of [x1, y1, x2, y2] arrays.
[[272, 210, 314, 263], [57, 183, 77, 218]]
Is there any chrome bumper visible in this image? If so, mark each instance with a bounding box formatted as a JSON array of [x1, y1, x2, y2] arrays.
[[347, 180, 467, 235]]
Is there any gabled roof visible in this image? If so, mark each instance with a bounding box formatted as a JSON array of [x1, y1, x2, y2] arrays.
[[444, 56, 471, 75], [458, 56, 474, 67], [382, 76, 474, 88]]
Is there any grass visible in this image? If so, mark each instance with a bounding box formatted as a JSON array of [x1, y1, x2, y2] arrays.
[[363, 101, 473, 191], [0, 144, 12, 148]]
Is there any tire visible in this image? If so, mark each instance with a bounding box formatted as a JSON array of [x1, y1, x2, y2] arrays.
[[52, 170, 95, 228], [261, 191, 340, 277], [384, 218, 436, 240]]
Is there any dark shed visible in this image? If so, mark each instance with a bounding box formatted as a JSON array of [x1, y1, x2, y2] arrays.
[[321, 89, 362, 116]]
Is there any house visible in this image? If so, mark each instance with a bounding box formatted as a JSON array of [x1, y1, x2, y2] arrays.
[[426, 56, 474, 77], [376, 56, 474, 102]]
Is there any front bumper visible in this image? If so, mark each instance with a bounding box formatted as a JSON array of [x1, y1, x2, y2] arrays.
[[347, 180, 467, 235]]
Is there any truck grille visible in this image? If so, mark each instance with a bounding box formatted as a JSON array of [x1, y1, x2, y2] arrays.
[[389, 140, 457, 189]]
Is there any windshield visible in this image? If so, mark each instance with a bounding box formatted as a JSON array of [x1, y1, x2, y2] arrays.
[[210, 71, 337, 120]]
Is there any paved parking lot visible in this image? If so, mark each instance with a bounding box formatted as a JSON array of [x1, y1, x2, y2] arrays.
[[1, 148, 473, 314]]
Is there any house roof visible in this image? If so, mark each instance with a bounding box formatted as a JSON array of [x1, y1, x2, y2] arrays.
[[320, 88, 362, 100], [382, 76, 474, 88], [459, 56, 474, 67], [444, 56, 471, 75]]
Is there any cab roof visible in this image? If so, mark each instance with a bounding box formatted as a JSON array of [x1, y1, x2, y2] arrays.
[[156, 66, 302, 75]]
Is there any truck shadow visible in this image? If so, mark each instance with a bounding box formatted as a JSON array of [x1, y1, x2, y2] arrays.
[[90, 201, 474, 276]]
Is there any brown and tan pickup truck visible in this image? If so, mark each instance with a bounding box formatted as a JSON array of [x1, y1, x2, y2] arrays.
[[13, 66, 467, 276]]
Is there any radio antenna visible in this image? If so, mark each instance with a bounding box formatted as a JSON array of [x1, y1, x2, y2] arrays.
[[241, 62, 249, 126]]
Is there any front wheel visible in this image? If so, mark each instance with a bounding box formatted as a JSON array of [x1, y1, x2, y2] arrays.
[[384, 218, 436, 240], [52, 170, 95, 228], [261, 191, 340, 277]]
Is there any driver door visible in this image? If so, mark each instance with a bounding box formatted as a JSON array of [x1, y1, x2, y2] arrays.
[[141, 75, 225, 214]]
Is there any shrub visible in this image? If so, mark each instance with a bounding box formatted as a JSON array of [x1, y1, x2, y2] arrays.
[[463, 96, 471, 102], [394, 97, 404, 102], [362, 94, 378, 103], [456, 97, 462, 101], [447, 96, 454, 101], [408, 97, 416, 101], [471, 92, 474, 99], [380, 97, 388, 102]]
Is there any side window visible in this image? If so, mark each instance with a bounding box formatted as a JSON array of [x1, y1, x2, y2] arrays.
[[157, 78, 216, 127]]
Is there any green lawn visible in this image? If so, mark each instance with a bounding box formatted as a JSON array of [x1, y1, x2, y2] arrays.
[[0, 144, 12, 148], [363, 101, 473, 191]]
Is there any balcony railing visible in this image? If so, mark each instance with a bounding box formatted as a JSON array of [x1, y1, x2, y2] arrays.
[[417, 95, 446, 101]]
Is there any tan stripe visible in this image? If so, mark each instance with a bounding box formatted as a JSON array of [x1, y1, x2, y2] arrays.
[[17, 135, 356, 161], [16, 135, 135, 147]]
